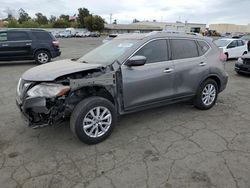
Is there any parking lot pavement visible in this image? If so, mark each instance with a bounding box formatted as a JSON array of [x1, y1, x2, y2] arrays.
[[0, 37, 250, 188]]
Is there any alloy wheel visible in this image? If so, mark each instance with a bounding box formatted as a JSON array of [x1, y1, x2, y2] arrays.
[[37, 53, 49, 63], [83, 106, 112, 138], [202, 84, 216, 106]]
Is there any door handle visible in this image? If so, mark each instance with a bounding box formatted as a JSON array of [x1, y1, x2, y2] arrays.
[[163, 68, 174, 73], [199, 62, 207, 66], [26, 43, 32, 46], [2, 44, 8, 47]]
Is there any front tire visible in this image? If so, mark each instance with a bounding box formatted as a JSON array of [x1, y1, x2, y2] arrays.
[[193, 79, 218, 110], [35, 50, 51, 64], [70, 97, 117, 145]]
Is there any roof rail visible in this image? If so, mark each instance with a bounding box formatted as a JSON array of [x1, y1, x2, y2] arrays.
[[146, 30, 203, 37]]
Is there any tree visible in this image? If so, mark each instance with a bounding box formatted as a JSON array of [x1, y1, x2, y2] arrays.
[[83, 15, 105, 31], [59, 14, 69, 21], [18, 8, 30, 23], [7, 19, 19, 28], [49, 15, 56, 23], [52, 19, 70, 28], [132, 19, 140, 23], [21, 20, 40, 28], [78, 8, 90, 28], [84, 15, 93, 31], [112, 19, 117, 24], [3, 8, 16, 20], [92, 15, 105, 31], [35, 12, 48, 25]]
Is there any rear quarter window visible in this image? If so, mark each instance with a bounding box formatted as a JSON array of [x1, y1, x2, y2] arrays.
[[0, 32, 7, 41], [197, 40, 210, 55], [32, 31, 53, 40], [170, 39, 199, 60], [237, 40, 244, 46]]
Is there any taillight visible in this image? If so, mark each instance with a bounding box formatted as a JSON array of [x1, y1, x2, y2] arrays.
[[52, 40, 59, 48], [219, 52, 227, 62]]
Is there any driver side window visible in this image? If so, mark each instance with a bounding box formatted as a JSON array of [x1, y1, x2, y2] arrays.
[[134, 39, 168, 64]]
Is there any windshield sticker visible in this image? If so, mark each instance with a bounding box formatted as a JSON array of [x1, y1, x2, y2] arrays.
[[118, 43, 134, 48]]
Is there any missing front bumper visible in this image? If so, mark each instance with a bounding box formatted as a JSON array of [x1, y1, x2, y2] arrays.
[[16, 97, 51, 128]]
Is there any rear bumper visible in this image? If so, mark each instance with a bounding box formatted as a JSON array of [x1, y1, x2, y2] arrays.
[[235, 63, 250, 74], [51, 50, 61, 58], [219, 72, 229, 92]]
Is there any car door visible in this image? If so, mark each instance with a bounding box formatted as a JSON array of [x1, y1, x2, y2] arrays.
[[6, 31, 32, 59], [121, 39, 175, 110], [170, 39, 210, 96], [237, 40, 247, 55], [227, 40, 238, 58], [0, 31, 9, 60]]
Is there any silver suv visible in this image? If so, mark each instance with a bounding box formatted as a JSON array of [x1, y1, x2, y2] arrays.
[[16, 32, 228, 144]]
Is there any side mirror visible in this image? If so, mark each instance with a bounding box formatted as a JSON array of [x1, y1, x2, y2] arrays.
[[126, 55, 146, 66]]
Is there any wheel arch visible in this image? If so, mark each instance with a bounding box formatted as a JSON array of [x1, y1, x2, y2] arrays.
[[224, 52, 229, 59], [199, 74, 221, 92], [72, 85, 116, 105], [34, 48, 51, 57]]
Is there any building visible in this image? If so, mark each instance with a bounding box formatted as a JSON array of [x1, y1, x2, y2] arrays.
[[209, 24, 250, 33], [104, 21, 206, 34], [132, 21, 207, 33], [104, 23, 162, 34]]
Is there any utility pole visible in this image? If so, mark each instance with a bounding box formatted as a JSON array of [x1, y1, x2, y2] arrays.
[[110, 13, 112, 24]]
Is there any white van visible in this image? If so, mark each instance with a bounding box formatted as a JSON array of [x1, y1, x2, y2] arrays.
[[65, 28, 76, 37]]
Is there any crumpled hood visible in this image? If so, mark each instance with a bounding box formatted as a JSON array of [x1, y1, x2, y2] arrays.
[[22, 59, 104, 81]]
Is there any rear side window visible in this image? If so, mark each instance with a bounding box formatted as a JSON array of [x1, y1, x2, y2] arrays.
[[237, 40, 244, 46], [171, 39, 199, 60], [0, 32, 7, 41], [32, 31, 53, 40], [8, 31, 30, 41], [134, 39, 168, 64], [197, 40, 210, 55]]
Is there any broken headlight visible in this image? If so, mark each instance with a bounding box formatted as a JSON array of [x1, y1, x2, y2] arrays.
[[27, 83, 70, 98], [237, 58, 243, 64]]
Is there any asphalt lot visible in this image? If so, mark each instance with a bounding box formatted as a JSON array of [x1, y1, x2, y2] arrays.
[[0, 37, 250, 188]]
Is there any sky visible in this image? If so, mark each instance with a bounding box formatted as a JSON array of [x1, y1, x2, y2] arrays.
[[0, 0, 249, 25]]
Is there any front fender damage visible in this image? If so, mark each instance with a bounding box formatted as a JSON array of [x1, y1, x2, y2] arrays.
[[70, 71, 116, 91], [18, 69, 117, 128]]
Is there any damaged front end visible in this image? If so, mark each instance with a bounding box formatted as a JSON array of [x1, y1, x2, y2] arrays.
[[16, 80, 71, 128], [16, 67, 116, 129]]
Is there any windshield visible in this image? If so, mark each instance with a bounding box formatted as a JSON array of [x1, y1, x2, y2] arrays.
[[78, 39, 138, 65], [241, 35, 250, 40], [214, 39, 231, 47]]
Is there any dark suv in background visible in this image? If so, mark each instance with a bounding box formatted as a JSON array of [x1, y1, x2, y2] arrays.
[[0, 29, 61, 64]]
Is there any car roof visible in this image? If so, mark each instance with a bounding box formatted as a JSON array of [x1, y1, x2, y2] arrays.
[[218, 38, 240, 41], [5, 29, 47, 32], [115, 31, 209, 41]]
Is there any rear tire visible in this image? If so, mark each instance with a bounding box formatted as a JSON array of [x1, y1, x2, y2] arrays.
[[70, 97, 117, 145], [35, 50, 51, 64], [193, 79, 218, 110]]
